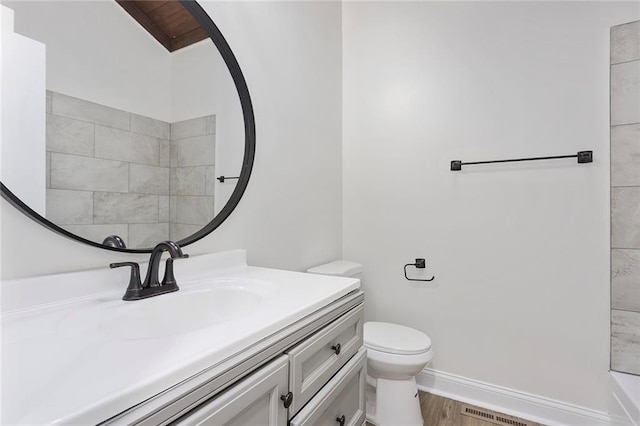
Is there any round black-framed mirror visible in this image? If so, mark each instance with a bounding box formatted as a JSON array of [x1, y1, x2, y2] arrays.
[[1, 0, 255, 253]]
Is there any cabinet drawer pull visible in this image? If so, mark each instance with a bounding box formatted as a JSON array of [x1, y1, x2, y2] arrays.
[[336, 414, 346, 426], [331, 343, 341, 355], [280, 392, 293, 408]]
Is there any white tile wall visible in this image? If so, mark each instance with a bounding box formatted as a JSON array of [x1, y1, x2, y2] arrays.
[[52, 92, 130, 130], [610, 21, 640, 377], [611, 124, 640, 187], [129, 164, 170, 195], [131, 113, 170, 139], [611, 310, 640, 375], [170, 166, 206, 195], [611, 61, 640, 126], [129, 223, 170, 248], [46, 189, 93, 225], [93, 192, 159, 224], [50, 153, 129, 192], [45, 91, 217, 249], [611, 21, 640, 65], [46, 114, 94, 157], [612, 249, 640, 312], [175, 135, 215, 167], [95, 126, 164, 166]]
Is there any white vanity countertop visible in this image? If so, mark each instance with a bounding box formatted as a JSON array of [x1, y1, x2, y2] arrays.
[[1, 250, 360, 425]]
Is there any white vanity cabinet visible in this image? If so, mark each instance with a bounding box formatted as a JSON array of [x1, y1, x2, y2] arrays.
[[2, 251, 364, 426], [286, 305, 363, 415], [175, 356, 289, 426], [144, 298, 365, 426], [290, 348, 366, 426]]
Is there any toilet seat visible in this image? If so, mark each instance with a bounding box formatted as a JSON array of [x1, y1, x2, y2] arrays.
[[364, 322, 431, 355]]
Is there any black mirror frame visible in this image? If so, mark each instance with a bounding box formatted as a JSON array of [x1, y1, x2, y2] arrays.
[[0, 0, 255, 253]]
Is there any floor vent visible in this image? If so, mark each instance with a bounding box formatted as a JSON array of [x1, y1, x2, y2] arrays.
[[460, 404, 534, 426]]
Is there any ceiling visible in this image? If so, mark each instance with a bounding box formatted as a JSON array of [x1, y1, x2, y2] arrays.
[[115, 1, 209, 52]]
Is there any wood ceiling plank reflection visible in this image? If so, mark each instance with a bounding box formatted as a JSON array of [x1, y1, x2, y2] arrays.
[[116, 0, 209, 52]]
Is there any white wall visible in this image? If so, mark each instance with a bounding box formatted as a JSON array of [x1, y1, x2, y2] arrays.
[[1, 5, 46, 216], [343, 1, 638, 412], [1, 1, 343, 278], [3, 0, 173, 122]]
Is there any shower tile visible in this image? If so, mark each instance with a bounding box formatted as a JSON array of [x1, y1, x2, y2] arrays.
[[170, 223, 202, 242], [46, 189, 93, 225], [46, 114, 94, 157], [612, 187, 640, 248], [611, 61, 640, 126], [46, 152, 51, 189], [612, 249, 640, 312], [171, 115, 215, 140], [170, 141, 178, 168], [130, 164, 170, 195], [129, 223, 169, 249], [131, 114, 170, 139], [176, 135, 215, 167], [611, 21, 640, 65], [170, 195, 177, 222], [95, 126, 163, 166], [160, 140, 171, 167], [205, 115, 216, 135], [170, 166, 206, 195], [175, 196, 214, 225], [50, 153, 128, 192], [611, 124, 640, 186], [94, 193, 158, 224], [63, 224, 128, 245], [612, 310, 640, 375], [205, 166, 215, 196], [159, 195, 170, 222], [52, 92, 130, 130]]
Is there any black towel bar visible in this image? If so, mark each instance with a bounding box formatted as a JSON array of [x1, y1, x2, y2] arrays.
[[451, 151, 592, 171]]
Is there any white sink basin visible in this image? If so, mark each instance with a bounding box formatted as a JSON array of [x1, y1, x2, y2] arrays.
[[60, 278, 274, 340]]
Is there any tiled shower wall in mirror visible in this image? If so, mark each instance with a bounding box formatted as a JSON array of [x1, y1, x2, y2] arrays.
[[610, 20, 640, 376], [45, 91, 215, 249]]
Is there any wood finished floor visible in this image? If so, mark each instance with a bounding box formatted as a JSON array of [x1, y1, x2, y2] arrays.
[[367, 391, 543, 426]]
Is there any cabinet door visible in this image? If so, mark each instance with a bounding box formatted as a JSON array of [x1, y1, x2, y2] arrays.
[[174, 355, 288, 426], [287, 305, 363, 415], [290, 347, 366, 426]]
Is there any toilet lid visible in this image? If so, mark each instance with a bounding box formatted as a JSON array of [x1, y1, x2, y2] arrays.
[[364, 322, 432, 355]]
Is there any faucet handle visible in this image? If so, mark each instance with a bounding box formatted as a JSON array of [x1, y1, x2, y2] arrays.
[[110, 262, 143, 299], [161, 254, 189, 287]]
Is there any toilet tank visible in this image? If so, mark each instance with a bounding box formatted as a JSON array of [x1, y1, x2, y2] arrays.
[[307, 260, 363, 281]]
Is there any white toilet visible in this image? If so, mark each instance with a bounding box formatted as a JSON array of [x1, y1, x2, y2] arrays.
[[307, 260, 434, 426]]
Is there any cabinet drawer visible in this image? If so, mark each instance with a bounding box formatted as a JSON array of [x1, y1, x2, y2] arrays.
[[286, 305, 363, 415], [289, 347, 366, 426], [173, 355, 288, 426]]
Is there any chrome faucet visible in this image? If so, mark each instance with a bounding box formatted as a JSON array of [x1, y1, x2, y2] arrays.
[[110, 241, 189, 301]]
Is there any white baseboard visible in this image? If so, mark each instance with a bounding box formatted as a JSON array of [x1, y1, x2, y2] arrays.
[[416, 368, 630, 426]]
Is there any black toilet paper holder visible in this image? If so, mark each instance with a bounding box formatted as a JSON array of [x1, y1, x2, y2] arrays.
[[404, 258, 435, 282]]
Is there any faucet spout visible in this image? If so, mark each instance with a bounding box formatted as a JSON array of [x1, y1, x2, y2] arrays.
[[143, 241, 189, 288]]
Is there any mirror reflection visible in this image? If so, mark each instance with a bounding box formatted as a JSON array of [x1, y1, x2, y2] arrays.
[[1, 0, 245, 250]]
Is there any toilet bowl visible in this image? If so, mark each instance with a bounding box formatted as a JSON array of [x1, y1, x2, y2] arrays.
[[306, 260, 434, 426], [364, 321, 433, 426]]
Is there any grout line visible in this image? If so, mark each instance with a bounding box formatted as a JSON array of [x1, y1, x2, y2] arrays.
[[611, 308, 640, 315], [611, 122, 640, 128], [611, 58, 640, 66]]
